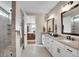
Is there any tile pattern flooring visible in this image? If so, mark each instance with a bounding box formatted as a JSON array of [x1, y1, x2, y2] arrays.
[[21, 44, 52, 57]]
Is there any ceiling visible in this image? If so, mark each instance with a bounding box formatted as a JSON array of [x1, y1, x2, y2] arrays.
[[18, 1, 59, 14]]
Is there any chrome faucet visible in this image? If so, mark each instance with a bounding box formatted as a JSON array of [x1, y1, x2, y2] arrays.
[[66, 36, 75, 41], [66, 36, 71, 40]]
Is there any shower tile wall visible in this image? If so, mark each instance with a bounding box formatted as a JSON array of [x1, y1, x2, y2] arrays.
[[0, 15, 11, 56]]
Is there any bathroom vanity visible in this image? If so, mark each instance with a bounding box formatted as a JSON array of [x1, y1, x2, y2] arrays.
[[42, 33, 79, 57], [42, 2, 79, 57]]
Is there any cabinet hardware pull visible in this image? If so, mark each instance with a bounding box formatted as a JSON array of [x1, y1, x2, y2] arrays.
[[67, 49, 72, 52]]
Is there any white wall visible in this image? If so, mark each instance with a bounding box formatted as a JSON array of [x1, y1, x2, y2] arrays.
[[46, 1, 79, 38], [16, 2, 29, 56], [26, 16, 36, 23], [46, 2, 67, 34], [25, 13, 45, 44], [16, 2, 30, 56], [15, 2, 22, 57], [35, 14, 45, 44]]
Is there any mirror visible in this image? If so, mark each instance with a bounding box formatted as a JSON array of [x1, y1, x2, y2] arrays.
[[61, 5, 79, 35], [47, 18, 54, 32]]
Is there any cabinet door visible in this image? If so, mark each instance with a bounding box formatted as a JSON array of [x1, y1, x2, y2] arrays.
[[50, 39, 55, 56], [47, 40, 52, 53], [53, 45, 65, 57], [42, 34, 45, 45], [45, 37, 50, 50], [64, 45, 78, 57], [51, 40, 60, 57], [44, 36, 49, 48], [51, 40, 65, 57], [52, 44, 58, 57]]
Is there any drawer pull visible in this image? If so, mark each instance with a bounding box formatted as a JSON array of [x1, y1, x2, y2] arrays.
[[67, 49, 72, 52]]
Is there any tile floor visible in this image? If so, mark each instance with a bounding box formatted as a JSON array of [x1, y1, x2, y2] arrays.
[[27, 40, 35, 44], [21, 44, 52, 57]]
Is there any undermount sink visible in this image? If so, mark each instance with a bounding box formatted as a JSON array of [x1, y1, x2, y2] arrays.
[[54, 37, 79, 49]]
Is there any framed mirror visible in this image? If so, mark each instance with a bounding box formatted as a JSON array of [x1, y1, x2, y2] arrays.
[[47, 18, 54, 32], [61, 4, 79, 36]]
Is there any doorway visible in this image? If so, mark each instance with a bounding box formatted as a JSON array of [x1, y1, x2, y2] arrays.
[[27, 23, 36, 44], [24, 15, 36, 45]]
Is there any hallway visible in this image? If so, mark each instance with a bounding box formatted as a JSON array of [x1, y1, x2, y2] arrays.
[[21, 45, 52, 57]]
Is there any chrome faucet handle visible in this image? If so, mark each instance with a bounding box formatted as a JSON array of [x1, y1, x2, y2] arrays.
[[66, 36, 71, 40]]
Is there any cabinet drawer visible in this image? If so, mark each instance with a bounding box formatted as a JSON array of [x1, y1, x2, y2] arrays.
[[54, 40, 65, 49], [64, 45, 77, 56]]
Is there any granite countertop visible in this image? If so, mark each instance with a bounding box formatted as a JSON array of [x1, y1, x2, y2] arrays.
[[44, 33, 79, 50], [54, 37, 79, 50]]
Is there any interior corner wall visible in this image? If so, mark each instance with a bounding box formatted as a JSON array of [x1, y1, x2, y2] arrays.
[[47, 1, 67, 35], [26, 13, 45, 44], [15, 2, 23, 57], [35, 14, 45, 44], [15, 2, 28, 56]]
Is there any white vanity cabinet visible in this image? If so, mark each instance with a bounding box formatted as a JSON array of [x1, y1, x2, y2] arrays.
[[42, 34, 46, 45], [42, 34, 54, 55], [45, 36, 50, 51], [51, 40, 65, 57], [42, 35, 50, 48], [77, 51, 79, 56], [63, 45, 78, 57], [47, 36, 53, 53], [42, 34, 66, 57], [52, 40, 78, 57], [42, 34, 79, 57]]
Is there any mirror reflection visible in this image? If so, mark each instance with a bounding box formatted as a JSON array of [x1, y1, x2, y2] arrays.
[[47, 19, 54, 32], [62, 6, 79, 35]]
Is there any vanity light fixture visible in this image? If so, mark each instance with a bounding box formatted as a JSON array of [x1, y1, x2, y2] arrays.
[[62, 2, 72, 12], [62, 1, 79, 12], [68, 1, 73, 5]]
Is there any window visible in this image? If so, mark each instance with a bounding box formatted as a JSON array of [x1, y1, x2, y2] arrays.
[[0, 7, 9, 18]]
